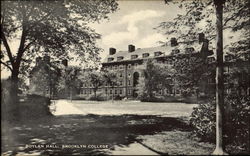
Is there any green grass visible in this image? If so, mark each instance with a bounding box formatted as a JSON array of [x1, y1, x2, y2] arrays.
[[1, 114, 213, 155]]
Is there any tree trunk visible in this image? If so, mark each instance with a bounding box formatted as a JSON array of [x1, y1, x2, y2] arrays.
[[9, 69, 20, 120], [94, 90, 97, 100], [213, 0, 227, 155], [70, 88, 72, 102]]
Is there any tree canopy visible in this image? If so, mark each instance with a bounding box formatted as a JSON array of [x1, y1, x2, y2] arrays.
[[158, 0, 249, 54], [1, 0, 118, 80]]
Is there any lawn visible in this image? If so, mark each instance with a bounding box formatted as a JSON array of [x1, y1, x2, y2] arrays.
[[2, 100, 215, 155]]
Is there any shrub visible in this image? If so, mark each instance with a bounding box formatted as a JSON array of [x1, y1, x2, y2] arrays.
[[190, 94, 250, 153], [20, 94, 53, 119], [71, 95, 86, 100], [190, 99, 216, 142], [87, 92, 106, 101]]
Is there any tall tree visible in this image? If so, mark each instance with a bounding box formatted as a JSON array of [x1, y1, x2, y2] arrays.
[[0, 0, 118, 113], [137, 59, 174, 101], [59, 66, 81, 101], [160, 0, 250, 154], [83, 70, 104, 99], [103, 70, 118, 101]]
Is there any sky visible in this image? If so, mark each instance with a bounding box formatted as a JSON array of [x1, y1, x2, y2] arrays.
[[1, 0, 241, 79], [88, 0, 181, 61]]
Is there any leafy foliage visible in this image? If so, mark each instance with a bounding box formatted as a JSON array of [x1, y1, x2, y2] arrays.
[[82, 70, 104, 99], [102, 69, 118, 88], [137, 59, 174, 101], [1, 0, 118, 80], [190, 94, 250, 153], [58, 66, 81, 99], [173, 55, 214, 97], [159, 0, 249, 51]]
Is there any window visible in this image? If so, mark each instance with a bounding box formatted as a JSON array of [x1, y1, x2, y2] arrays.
[[110, 89, 113, 94], [108, 57, 114, 62], [169, 60, 173, 65], [142, 53, 149, 58], [117, 56, 124, 61], [171, 49, 180, 55], [120, 73, 123, 77], [128, 64, 131, 69], [120, 81, 123, 86], [114, 65, 118, 69], [119, 65, 123, 69], [176, 89, 180, 94], [128, 73, 131, 77], [128, 89, 131, 95], [185, 47, 194, 54], [154, 51, 162, 56], [224, 66, 229, 73], [128, 80, 131, 86], [131, 55, 138, 59], [120, 89, 122, 94], [115, 90, 117, 95], [105, 89, 108, 94]]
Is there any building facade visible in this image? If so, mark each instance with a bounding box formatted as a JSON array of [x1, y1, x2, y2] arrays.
[[80, 33, 225, 99]]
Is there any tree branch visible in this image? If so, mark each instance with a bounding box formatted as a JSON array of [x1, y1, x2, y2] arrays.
[[0, 26, 14, 67], [0, 61, 13, 71], [29, 11, 53, 30], [223, 6, 245, 27], [23, 41, 35, 52]]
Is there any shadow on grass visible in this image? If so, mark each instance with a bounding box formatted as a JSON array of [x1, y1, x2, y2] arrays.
[[2, 114, 191, 155]]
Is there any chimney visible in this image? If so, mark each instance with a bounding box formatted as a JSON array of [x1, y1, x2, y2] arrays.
[[62, 59, 68, 67], [43, 55, 50, 63], [199, 33, 205, 43], [109, 48, 116, 55], [128, 44, 135, 52], [36, 57, 42, 66], [170, 38, 178, 47]]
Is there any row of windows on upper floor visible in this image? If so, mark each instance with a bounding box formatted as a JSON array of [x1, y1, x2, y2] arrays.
[[207, 53, 249, 63], [104, 59, 177, 71], [81, 87, 183, 96], [108, 48, 196, 62], [82, 79, 133, 88], [104, 53, 249, 72], [103, 63, 139, 70]]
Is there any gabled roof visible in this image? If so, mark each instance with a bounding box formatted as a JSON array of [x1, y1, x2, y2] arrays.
[[102, 41, 204, 63]]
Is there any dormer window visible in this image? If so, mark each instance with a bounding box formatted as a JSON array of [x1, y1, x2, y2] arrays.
[[171, 49, 180, 55], [154, 51, 162, 56], [108, 57, 114, 62], [142, 53, 150, 58], [117, 56, 124, 61], [131, 55, 138, 59], [185, 47, 194, 54]]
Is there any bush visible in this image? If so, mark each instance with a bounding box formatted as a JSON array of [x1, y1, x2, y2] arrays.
[[20, 94, 53, 119], [190, 99, 216, 142], [71, 95, 86, 100], [87, 92, 106, 101], [190, 94, 250, 153]]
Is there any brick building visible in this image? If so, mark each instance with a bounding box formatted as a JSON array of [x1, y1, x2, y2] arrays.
[[80, 33, 220, 99]]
